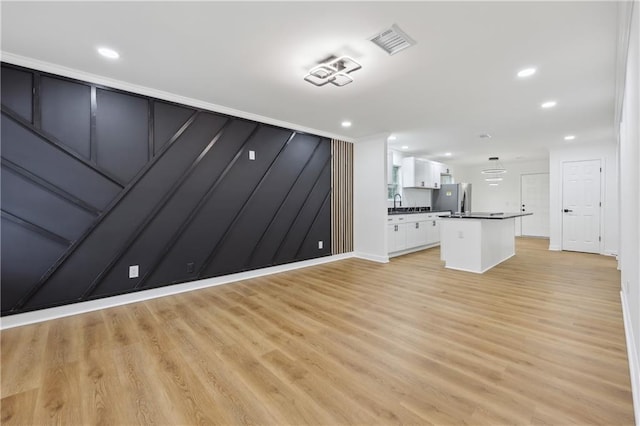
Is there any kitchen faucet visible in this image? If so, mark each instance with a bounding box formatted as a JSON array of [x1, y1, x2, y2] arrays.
[[393, 193, 402, 210]]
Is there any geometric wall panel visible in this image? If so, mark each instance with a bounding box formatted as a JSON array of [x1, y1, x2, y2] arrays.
[[0, 62, 332, 316]]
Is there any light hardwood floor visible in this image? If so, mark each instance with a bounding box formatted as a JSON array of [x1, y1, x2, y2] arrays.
[[1, 238, 635, 425]]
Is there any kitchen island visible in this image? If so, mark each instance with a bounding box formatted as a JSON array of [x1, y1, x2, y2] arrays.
[[439, 212, 533, 273]]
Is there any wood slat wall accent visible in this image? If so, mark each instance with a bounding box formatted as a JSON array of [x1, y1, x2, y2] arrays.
[[331, 139, 353, 254]]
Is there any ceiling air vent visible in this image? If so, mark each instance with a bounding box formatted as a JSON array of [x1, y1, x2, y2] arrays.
[[369, 24, 416, 55]]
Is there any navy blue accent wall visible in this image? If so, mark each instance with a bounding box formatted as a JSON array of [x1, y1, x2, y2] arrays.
[[0, 63, 332, 316]]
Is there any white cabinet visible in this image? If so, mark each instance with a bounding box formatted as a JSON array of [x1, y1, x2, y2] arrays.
[[403, 157, 451, 189], [406, 221, 429, 247], [387, 222, 407, 253], [426, 218, 441, 245], [402, 157, 431, 188], [388, 213, 441, 254], [429, 161, 451, 189]]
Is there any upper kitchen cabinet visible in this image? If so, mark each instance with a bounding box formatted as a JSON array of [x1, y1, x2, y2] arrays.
[[402, 157, 430, 188], [430, 161, 452, 189], [403, 157, 451, 189]]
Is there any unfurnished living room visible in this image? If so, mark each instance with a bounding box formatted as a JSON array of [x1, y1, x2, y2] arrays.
[[1, 2, 639, 425]]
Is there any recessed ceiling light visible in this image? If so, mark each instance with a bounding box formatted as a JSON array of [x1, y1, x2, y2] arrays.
[[489, 183, 499, 186], [341, 121, 352, 128], [388, 135, 397, 141], [97, 47, 119, 59], [517, 67, 536, 78], [564, 135, 576, 141], [401, 145, 409, 150], [444, 152, 452, 157], [541, 101, 557, 109]]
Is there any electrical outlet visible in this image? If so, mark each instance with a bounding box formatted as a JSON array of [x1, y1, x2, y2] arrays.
[[187, 262, 195, 273], [249, 150, 256, 160], [318, 240, 323, 249], [129, 265, 139, 279]]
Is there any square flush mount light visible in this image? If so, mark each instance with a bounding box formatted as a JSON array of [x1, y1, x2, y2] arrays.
[[304, 55, 362, 87]]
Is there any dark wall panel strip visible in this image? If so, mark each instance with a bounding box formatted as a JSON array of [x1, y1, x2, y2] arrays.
[[95, 89, 149, 182], [272, 161, 331, 265], [1, 168, 96, 242], [1, 112, 122, 209], [1, 217, 68, 313], [1, 210, 71, 246], [41, 76, 91, 159], [0, 66, 32, 123], [295, 190, 332, 260], [1, 158, 100, 215], [154, 101, 195, 154]]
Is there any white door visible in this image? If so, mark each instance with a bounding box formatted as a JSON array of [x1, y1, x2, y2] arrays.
[[520, 173, 550, 237], [562, 160, 601, 253]]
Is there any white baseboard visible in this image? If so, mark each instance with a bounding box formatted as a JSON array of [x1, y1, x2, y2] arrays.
[[0, 253, 355, 330], [354, 252, 389, 263], [389, 243, 439, 258], [548, 244, 562, 251], [621, 290, 640, 425]]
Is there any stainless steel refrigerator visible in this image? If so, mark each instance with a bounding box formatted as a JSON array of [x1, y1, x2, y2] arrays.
[[432, 183, 472, 213]]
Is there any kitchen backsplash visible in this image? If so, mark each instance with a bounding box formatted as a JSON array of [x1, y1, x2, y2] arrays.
[[388, 188, 432, 208]]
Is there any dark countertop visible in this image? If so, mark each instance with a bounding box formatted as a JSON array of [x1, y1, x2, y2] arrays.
[[387, 207, 433, 215], [438, 212, 533, 219]]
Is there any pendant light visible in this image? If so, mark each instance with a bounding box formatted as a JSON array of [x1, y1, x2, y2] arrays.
[[482, 157, 506, 182]]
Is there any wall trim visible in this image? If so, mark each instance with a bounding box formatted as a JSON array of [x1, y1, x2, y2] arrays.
[[1, 52, 355, 144], [354, 252, 389, 263], [548, 245, 562, 251], [614, 1, 636, 129], [621, 290, 640, 425], [0, 252, 355, 330]]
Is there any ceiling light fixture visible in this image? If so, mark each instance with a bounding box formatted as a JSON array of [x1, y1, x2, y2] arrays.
[[401, 145, 409, 150], [541, 100, 557, 108], [304, 55, 362, 87], [489, 183, 499, 186], [97, 47, 119, 59], [482, 157, 507, 182], [388, 135, 397, 141], [564, 135, 576, 141], [444, 152, 452, 157], [341, 121, 352, 128], [517, 67, 536, 78]]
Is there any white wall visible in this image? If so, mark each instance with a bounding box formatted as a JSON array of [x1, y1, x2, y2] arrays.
[[548, 143, 619, 255], [454, 159, 549, 236], [402, 188, 432, 208], [618, 1, 639, 419], [354, 133, 389, 263]]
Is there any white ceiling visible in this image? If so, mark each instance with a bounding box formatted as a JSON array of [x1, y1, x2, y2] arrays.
[[1, 1, 621, 166]]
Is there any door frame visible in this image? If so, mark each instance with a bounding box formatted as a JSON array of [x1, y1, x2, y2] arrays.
[[559, 158, 605, 254], [520, 172, 550, 237]]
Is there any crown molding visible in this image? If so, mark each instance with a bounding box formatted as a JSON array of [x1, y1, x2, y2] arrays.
[[0, 52, 355, 143], [614, 1, 636, 133]]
